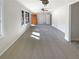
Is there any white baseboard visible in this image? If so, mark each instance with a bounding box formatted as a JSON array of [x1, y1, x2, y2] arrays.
[[0, 24, 30, 56], [52, 24, 69, 42], [65, 35, 69, 42], [0, 30, 25, 56]]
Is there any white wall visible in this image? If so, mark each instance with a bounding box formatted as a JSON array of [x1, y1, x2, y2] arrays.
[[0, 0, 31, 56], [52, 5, 70, 41]]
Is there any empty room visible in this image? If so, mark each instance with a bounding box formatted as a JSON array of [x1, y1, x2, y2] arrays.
[[0, 0, 79, 59]]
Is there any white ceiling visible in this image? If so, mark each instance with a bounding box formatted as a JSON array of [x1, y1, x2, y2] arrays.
[[18, 0, 79, 13]]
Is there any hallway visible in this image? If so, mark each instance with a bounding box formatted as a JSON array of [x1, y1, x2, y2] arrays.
[[0, 25, 79, 59]]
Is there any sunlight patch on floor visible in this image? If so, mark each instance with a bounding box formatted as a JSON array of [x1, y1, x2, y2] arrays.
[[30, 32, 40, 40], [32, 32, 40, 36], [31, 24, 36, 26]]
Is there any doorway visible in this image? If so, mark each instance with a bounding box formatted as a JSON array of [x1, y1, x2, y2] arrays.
[[70, 2, 79, 41], [37, 13, 52, 25], [31, 14, 38, 25]]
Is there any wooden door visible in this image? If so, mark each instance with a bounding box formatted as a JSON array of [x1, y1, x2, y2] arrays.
[[32, 14, 38, 25]]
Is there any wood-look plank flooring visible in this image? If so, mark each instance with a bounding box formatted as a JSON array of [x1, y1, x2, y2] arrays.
[[0, 25, 79, 59]]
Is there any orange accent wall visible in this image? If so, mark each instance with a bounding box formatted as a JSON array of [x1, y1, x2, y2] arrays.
[[32, 14, 38, 25]]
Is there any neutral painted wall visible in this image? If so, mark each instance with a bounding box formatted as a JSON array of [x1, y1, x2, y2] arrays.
[[0, 0, 31, 56], [52, 5, 69, 41], [71, 2, 79, 40], [52, 1, 79, 41]]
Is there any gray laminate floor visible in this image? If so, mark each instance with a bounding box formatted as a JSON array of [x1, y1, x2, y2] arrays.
[[0, 25, 79, 59]]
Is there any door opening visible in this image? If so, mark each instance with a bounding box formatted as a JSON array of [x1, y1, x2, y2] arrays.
[[31, 14, 38, 26]]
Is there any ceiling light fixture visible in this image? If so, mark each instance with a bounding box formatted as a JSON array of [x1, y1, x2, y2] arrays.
[[40, 0, 49, 6]]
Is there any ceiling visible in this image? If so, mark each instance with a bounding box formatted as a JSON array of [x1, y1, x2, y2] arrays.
[[18, 0, 79, 13]]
